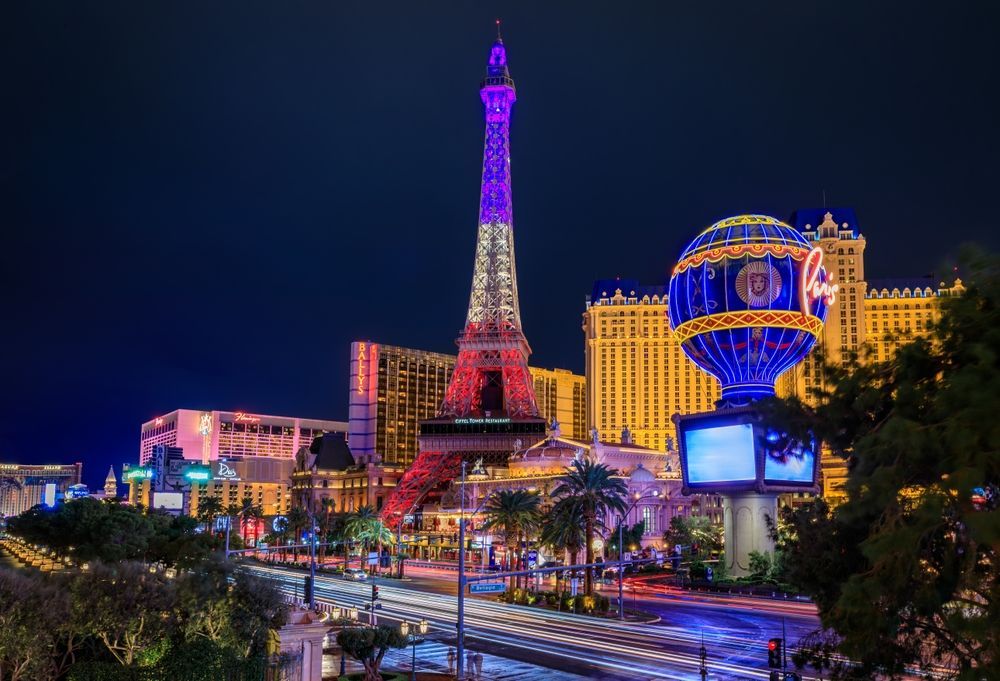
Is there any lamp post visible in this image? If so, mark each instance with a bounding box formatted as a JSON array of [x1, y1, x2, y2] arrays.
[[618, 489, 660, 621], [456, 461, 467, 681], [399, 618, 428, 681], [307, 510, 317, 610]]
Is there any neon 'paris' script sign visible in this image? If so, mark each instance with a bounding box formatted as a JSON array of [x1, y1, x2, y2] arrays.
[[799, 247, 838, 312]]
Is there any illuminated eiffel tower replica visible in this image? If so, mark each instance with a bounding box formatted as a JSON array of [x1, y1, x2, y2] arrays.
[[381, 27, 546, 529]]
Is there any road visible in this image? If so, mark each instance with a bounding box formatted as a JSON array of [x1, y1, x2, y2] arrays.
[[246, 561, 823, 680]]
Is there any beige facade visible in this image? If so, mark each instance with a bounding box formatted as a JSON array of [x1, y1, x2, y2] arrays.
[[530, 367, 587, 441], [865, 279, 964, 363], [290, 433, 404, 514], [583, 282, 719, 452]]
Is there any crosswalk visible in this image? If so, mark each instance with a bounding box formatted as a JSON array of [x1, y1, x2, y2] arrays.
[[376, 639, 589, 680]]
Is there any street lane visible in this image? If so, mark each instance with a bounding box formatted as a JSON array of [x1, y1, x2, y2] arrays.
[[246, 562, 824, 680]]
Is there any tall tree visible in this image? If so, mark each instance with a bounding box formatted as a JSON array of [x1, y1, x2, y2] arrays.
[[482, 490, 542, 592], [345, 506, 393, 575], [285, 507, 310, 562], [552, 459, 627, 596], [540, 496, 586, 596], [767, 249, 1000, 679], [196, 496, 223, 536], [336, 625, 407, 681]]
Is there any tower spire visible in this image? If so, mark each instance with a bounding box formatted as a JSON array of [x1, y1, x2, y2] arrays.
[[380, 28, 546, 532], [439, 28, 538, 418]]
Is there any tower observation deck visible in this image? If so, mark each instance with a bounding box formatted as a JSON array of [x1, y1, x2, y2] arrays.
[[381, 28, 545, 528]]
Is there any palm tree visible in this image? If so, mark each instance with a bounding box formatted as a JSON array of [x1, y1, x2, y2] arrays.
[[196, 496, 223, 536], [540, 497, 586, 599], [286, 507, 310, 562], [482, 490, 542, 592], [345, 506, 394, 574], [316, 499, 341, 565], [242, 501, 264, 548], [552, 458, 627, 596]]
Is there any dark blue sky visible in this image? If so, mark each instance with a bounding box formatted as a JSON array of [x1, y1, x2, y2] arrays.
[[2, 2, 998, 489]]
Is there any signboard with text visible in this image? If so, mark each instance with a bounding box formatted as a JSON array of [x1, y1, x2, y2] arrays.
[[469, 583, 506, 594]]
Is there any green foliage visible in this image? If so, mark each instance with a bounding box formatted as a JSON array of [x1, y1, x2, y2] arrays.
[[539, 496, 585, 564], [747, 551, 772, 582], [0, 567, 70, 680], [336, 626, 407, 681], [767, 248, 1000, 679], [607, 521, 644, 561], [6, 499, 222, 567], [663, 514, 722, 555], [0, 560, 286, 680]]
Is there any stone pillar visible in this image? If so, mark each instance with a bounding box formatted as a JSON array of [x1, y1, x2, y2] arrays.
[[721, 493, 777, 577], [268, 609, 331, 681]]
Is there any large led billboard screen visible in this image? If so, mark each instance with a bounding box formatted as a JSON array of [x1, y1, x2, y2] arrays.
[[763, 433, 816, 484], [675, 407, 818, 493], [151, 491, 183, 511], [684, 423, 756, 484]]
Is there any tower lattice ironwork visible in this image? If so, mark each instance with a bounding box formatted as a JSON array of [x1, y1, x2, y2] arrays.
[[439, 31, 538, 419], [381, 30, 541, 527]]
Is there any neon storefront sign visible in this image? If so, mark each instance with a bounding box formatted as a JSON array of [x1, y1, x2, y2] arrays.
[[356, 342, 368, 394], [216, 462, 239, 480], [125, 467, 153, 480], [799, 247, 838, 312], [184, 467, 211, 481], [234, 412, 260, 423], [454, 417, 512, 425]]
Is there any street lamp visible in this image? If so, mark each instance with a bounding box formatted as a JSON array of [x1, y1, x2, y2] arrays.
[[618, 489, 660, 621], [399, 618, 429, 681]]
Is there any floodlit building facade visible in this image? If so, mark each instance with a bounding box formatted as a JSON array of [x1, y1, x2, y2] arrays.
[[139, 409, 347, 465], [583, 281, 720, 451], [0, 462, 83, 517], [290, 433, 404, 514]]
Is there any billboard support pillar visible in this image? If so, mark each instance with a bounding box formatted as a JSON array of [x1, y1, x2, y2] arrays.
[[721, 493, 777, 578]]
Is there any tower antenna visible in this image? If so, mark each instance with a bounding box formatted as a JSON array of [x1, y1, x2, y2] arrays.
[[496, 18, 502, 41]]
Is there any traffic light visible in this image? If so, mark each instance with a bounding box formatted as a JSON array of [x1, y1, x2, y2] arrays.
[[371, 584, 380, 601], [767, 638, 782, 668]]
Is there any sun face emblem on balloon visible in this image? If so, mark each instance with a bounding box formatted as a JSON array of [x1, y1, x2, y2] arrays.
[[735, 261, 782, 307]]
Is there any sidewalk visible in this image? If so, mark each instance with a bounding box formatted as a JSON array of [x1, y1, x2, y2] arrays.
[[324, 639, 588, 680]]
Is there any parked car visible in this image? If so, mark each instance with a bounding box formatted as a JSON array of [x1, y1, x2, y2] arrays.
[[343, 568, 367, 581]]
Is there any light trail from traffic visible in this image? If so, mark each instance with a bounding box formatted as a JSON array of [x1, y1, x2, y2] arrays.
[[247, 563, 823, 680]]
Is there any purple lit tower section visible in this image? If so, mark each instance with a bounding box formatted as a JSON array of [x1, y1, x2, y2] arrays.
[[478, 37, 516, 228]]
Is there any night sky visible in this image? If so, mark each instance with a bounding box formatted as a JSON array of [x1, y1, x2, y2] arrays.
[[3, 2, 998, 489]]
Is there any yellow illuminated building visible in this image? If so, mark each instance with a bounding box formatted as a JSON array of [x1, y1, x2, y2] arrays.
[[583, 280, 719, 451], [865, 278, 964, 363], [530, 367, 587, 441]]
